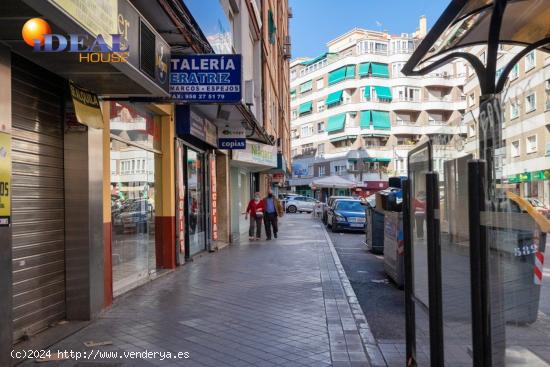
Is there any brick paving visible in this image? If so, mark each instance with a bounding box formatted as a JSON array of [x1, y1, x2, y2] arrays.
[[20, 214, 383, 367]]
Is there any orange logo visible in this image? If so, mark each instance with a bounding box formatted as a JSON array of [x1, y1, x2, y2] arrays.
[[21, 18, 51, 47]]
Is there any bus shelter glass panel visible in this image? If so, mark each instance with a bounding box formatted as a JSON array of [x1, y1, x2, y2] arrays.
[[408, 143, 432, 366], [478, 96, 550, 366]]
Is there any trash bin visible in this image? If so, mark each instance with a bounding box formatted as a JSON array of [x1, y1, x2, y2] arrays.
[[384, 211, 405, 287], [367, 208, 385, 254]]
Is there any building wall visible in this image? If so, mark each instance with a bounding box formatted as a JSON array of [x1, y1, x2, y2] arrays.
[[289, 21, 467, 182]]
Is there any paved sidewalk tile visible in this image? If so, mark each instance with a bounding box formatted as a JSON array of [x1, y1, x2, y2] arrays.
[[19, 214, 381, 367]]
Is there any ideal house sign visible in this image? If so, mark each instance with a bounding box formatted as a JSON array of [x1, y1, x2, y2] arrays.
[[170, 54, 242, 103]]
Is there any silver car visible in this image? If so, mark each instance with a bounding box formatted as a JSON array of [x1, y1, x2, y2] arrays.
[[285, 196, 318, 213]]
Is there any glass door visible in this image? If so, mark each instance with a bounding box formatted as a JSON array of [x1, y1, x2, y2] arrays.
[[186, 148, 206, 257]]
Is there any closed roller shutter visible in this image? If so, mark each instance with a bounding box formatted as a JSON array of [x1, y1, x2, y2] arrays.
[[11, 55, 65, 342]]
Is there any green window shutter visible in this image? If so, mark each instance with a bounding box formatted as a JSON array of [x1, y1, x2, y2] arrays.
[[372, 110, 391, 130], [268, 9, 276, 44], [290, 88, 296, 96], [298, 101, 313, 115], [359, 62, 371, 76], [374, 86, 392, 101], [300, 80, 312, 93], [374, 158, 391, 163], [345, 65, 355, 79], [371, 63, 389, 78], [325, 90, 343, 106], [328, 67, 347, 85], [326, 113, 346, 132], [330, 135, 356, 143], [363, 86, 371, 100], [359, 110, 371, 129]]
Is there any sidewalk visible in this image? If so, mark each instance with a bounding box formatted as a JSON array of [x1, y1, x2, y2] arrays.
[[20, 214, 384, 367]]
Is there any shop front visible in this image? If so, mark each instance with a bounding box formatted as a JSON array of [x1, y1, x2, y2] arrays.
[[175, 105, 218, 261], [0, 0, 171, 358], [230, 141, 277, 241]]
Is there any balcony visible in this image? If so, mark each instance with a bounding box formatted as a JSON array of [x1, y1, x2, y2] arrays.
[[392, 96, 422, 111], [421, 96, 466, 110]]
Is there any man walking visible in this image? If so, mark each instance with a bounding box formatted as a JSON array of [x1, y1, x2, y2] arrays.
[[263, 189, 283, 240]]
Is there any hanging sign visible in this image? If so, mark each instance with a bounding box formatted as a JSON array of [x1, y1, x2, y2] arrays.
[[218, 125, 246, 149], [69, 81, 104, 129], [0, 132, 10, 226], [170, 54, 242, 103]]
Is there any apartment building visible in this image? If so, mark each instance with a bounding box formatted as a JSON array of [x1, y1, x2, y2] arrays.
[[462, 46, 550, 207], [288, 17, 467, 196]]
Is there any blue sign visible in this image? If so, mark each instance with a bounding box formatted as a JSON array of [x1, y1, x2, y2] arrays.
[[170, 54, 242, 103], [218, 139, 246, 149]]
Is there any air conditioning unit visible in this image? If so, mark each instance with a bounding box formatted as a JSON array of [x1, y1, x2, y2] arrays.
[[244, 80, 254, 106], [288, 6, 293, 18]]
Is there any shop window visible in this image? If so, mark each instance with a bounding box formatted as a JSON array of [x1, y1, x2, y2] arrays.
[[109, 102, 161, 295]]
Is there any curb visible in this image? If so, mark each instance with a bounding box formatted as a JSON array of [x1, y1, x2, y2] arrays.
[[321, 225, 387, 367]]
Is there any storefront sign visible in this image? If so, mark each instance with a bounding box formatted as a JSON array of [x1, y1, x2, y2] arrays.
[[0, 132, 10, 226], [175, 105, 218, 147], [69, 81, 104, 129], [170, 54, 242, 103], [292, 162, 309, 177], [518, 172, 531, 182], [232, 142, 277, 168], [218, 126, 246, 149], [272, 173, 285, 183], [210, 156, 218, 241]]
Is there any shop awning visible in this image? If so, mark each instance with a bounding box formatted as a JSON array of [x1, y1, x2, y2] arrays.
[[298, 101, 313, 114], [359, 62, 371, 76], [363, 86, 371, 99], [360, 110, 371, 129], [326, 113, 346, 132], [371, 63, 389, 78], [374, 86, 392, 101], [300, 80, 313, 93], [372, 110, 391, 130], [329, 135, 357, 143], [326, 90, 343, 106]]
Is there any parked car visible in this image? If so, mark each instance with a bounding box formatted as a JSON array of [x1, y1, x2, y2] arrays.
[[119, 199, 153, 233], [526, 198, 549, 218], [322, 196, 353, 224], [326, 199, 366, 232], [285, 196, 318, 213]]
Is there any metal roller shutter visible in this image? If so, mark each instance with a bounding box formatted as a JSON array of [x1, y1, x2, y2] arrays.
[[11, 55, 65, 342]]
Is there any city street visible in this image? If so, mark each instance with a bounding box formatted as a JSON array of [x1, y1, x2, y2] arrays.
[[326, 223, 406, 366], [17, 214, 383, 367]]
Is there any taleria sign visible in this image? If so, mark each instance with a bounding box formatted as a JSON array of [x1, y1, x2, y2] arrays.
[[170, 54, 242, 103]]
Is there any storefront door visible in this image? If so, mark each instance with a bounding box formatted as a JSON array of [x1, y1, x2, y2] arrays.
[[186, 148, 207, 257]]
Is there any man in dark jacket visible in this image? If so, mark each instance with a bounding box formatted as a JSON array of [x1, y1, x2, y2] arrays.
[[263, 189, 283, 240]]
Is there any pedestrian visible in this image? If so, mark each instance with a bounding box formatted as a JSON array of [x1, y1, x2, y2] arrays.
[[263, 189, 283, 240], [245, 192, 265, 240]]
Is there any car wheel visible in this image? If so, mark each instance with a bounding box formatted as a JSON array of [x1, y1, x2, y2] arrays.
[[331, 219, 338, 233], [287, 205, 297, 213]]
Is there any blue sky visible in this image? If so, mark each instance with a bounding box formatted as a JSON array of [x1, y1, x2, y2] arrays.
[[289, 0, 449, 59]]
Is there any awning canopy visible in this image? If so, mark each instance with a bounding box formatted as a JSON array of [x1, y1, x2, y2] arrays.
[[363, 86, 371, 99], [311, 175, 356, 189], [298, 101, 313, 114], [371, 63, 389, 78], [402, 0, 550, 93], [329, 135, 357, 143], [300, 80, 313, 93], [372, 110, 391, 130], [374, 86, 392, 101], [359, 62, 371, 76], [326, 113, 346, 132], [360, 110, 371, 129], [328, 65, 355, 85], [326, 90, 343, 106]]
